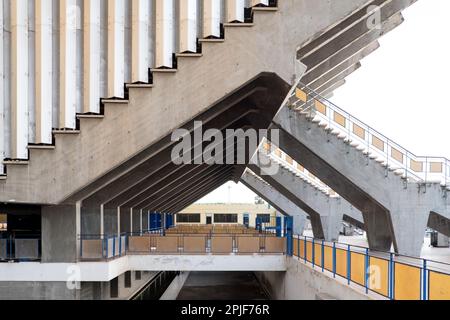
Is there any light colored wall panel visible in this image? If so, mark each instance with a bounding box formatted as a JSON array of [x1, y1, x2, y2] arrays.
[[35, 0, 53, 144], [59, 0, 78, 129], [83, 0, 101, 113], [0, 0, 4, 172], [107, 0, 125, 98], [155, 0, 175, 68], [28, 0, 36, 144], [131, 0, 151, 83], [203, 0, 221, 38], [226, 0, 244, 23], [11, 0, 29, 159], [179, 0, 198, 53]]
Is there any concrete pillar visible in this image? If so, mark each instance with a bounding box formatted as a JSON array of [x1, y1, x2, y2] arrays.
[[120, 207, 131, 235], [80, 206, 101, 236], [41, 204, 80, 263], [104, 206, 118, 236]]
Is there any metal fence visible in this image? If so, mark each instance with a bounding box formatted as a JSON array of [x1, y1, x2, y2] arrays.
[[0, 237, 41, 261], [293, 235, 450, 300]]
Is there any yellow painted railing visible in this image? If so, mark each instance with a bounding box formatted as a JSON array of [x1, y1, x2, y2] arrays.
[[293, 236, 450, 300]]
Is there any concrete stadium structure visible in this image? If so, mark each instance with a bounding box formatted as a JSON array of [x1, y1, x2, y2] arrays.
[[1, 0, 449, 300]]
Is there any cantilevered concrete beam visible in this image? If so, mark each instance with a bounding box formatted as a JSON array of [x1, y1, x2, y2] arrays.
[[272, 106, 450, 256], [301, 12, 403, 84], [250, 152, 363, 241], [241, 170, 307, 236]]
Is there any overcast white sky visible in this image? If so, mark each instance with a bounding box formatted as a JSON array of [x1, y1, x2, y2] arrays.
[[198, 0, 450, 204]]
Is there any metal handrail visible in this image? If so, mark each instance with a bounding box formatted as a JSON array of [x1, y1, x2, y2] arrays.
[[290, 82, 450, 187], [294, 235, 450, 300]]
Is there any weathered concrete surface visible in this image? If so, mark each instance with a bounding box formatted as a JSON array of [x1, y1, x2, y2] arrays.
[[255, 257, 380, 300], [240, 170, 307, 235], [177, 272, 269, 300], [41, 204, 80, 263], [272, 106, 450, 256], [0, 0, 373, 204], [252, 151, 364, 241]]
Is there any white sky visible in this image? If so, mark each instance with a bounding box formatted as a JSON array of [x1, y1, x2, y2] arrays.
[[198, 0, 450, 204]]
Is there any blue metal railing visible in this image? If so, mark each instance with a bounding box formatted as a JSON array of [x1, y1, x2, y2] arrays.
[[294, 235, 450, 300]]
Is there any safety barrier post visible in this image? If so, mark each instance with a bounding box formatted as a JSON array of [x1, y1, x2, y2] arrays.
[[321, 240, 325, 272], [389, 253, 394, 300], [312, 238, 315, 268], [364, 248, 369, 294], [113, 236, 116, 258], [304, 236, 307, 263], [347, 245, 351, 285], [332, 242, 336, 278], [422, 259, 428, 300], [79, 237, 83, 259]]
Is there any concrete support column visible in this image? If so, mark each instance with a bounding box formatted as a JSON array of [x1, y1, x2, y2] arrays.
[[80, 206, 101, 236], [120, 207, 132, 235], [131, 208, 140, 234], [104, 206, 118, 236], [389, 207, 430, 257], [41, 204, 80, 263]]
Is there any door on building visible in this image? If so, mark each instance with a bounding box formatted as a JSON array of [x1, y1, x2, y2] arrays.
[[206, 216, 212, 225]]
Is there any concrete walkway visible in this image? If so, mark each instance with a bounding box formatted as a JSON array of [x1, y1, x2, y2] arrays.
[[176, 272, 269, 300]]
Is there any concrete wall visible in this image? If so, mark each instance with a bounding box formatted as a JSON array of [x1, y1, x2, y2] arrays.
[[255, 257, 380, 300]]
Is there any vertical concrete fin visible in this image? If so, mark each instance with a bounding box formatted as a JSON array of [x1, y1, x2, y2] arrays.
[[226, 0, 245, 22], [83, 0, 101, 113], [155, 0, 174, 68], [59, 0, 78, 129], [107, 0, 125, 98], [179, 0, 198, 53], [202, 0, 221, 38], [11, 0, 29, 158], [131, 0, 151, 83], [35, 0, 53, 143], [0, 0, 4, 172]]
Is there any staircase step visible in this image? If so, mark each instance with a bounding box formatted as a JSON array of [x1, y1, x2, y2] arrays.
[[176, 53, 203, 58], [101, 99, 129, 104], [77, 114, 105, 119], [253, 7, 279, 12], [53, 129, 81, 135], [223, 23, 254, 27], [126, 83, 154, 89], [199, 38, 225, 43], [3, 160, 29, 166], [150, 68, 178, 73], [28, 144, 55, 150]]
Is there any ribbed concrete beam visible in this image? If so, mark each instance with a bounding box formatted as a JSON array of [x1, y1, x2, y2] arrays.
[[301, 41, 379, 85], [162, 174, 232, 213], [165, 177, 232, 214], [82, 104, 259, 207], [312, 63, 362, 93], [135, 165, 227, 210], [309, 62, 362, 92], [297, 0, 388, 59], [302, 12, 403, 81], [301, 0, 415, 71], [145, 167, 232, 211], [241, 170, 307, 235]]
